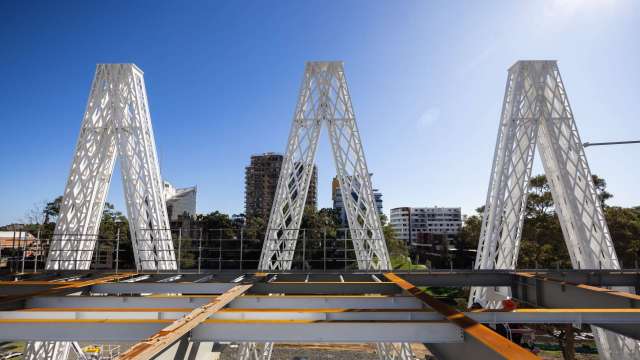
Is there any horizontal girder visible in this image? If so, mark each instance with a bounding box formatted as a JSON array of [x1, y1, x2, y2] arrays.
[[0, 320, 463, 343], [1, 270, 638, 299], [4, 308, 640, 326], [25, 295, 424, 309]]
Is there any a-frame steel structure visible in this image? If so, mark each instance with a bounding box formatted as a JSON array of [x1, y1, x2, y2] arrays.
[[471, 60, 638, 359]]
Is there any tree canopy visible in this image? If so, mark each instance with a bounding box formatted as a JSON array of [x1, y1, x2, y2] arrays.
[[11, 173, 639, 271], [458, 174, 640, 269]]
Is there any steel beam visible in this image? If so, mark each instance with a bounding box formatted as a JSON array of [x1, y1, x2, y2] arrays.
[[25, 295, 424, 310], [513, 272, 640, 309], [4, 308, 640, 325], [0, 273, 135, 309], [117, 283, 253, 360], [153, 339, 220, 360], [89, 281, 401, 295], [15, 273, 136, 360], [3, 270, 638, 297], [0, 319, 463, 343], [511, 273, 640, 340], [384, 272, 539, 360], [90, 282, 235, 294]]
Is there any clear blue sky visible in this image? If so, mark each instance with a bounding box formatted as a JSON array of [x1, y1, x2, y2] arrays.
[[1, 0, 639, 225]]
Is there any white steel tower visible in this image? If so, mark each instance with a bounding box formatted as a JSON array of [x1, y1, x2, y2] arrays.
[[29, 64, 177, 360], [471, 60, 638, 359], [46, 64, 176, 272], [241, 62, 412, 359], [258, 61, 390, 271]]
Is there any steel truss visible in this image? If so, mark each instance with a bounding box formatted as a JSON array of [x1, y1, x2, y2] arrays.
[[258, 61, 390, 271], [24, 341, 68, 360], [244, 62, 405, 359], [471, 60, 639, 359], [46, 64, 175, 272], [33, 64, 176, 360]]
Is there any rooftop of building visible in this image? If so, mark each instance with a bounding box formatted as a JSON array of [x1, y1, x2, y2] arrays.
[[164, 181, 197, 200], [250, 152, 283, 158], [0, 231, 36, 248], [391, 206, 461, 211]]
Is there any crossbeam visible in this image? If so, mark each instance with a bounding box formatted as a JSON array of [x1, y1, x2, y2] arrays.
[[384, 272, 540, 360], [513, 272, 640, 308], [510, 272, 640, 340], [116, 283, 253, 360], [0, 319, 464, 343], [0, 273, 135, 308], [25, 295, 424, 310], [3, 270, 639, 289], [4, 307, 640, 325]]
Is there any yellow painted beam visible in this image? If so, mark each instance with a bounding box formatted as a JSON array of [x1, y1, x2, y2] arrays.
[[0, 273, 136, 305], [0, 318, 450, 324], [384, 272, 540, 360], [116, 282, 254, 360]]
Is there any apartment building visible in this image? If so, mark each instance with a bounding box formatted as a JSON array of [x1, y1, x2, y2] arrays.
[[390, 206, 462, 245], [244, 153, 317, 220]]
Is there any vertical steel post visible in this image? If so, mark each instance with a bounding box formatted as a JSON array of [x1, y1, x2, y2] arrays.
[[93, 237, 98, 270], [34, 229, 40, 273], [198, 230, 202, 274], [177, 228, 182, 272], [344, 230, 347, 272], [21, 240, 26, 274], [240, 227, 244, 271], [302, 229, 306, 270], [323, 229, 326, 272], [115, 227, 120, 275]]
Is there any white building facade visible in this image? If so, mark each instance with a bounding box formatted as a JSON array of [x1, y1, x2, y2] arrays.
[[390, 207, 462, 245], [163, 181, 197, 222]]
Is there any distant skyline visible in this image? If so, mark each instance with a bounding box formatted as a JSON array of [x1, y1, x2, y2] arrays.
[[1, 1, 639, 225]]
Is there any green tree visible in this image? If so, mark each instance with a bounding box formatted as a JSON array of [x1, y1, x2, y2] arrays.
[[97, 202, 133, 268], [459, 207, 484, 251], [516, 174, 619, 268], [98, 203, 129, 240], [196, 211, 235, 231], [604, 206, 640, 267], [299, 207, 342, 270], [518, 175, 571, 268], [301, 207, 339, 230], [592, 175, 613, 207], [241, 215, 266, 268], [452, 207, 484, 268], [379, 213, 415, 269], [43, 196, 63, 224], [527, 175, 554, 216], [244, 215, 266, 239], [380, 214, 407, 258]]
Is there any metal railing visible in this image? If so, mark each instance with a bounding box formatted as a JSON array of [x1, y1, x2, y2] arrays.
[[0, 228, 384, 273], [0, 230, 49, 273]]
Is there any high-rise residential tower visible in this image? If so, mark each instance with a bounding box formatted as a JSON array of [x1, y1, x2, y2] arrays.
[[245, 153, 317, 220]]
